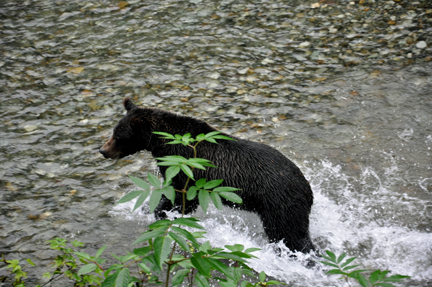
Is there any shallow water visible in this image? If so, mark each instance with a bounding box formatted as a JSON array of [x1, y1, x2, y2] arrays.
[[1, 0, 431, 286]]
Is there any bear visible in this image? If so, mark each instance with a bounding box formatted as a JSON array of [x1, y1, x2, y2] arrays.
[[100, 98, 315, 253]]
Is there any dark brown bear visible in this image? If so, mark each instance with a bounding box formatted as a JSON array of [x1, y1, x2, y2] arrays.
[[100, 98, 315, 253]]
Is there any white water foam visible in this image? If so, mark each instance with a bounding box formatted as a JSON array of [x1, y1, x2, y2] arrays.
[[110, 160, 432, 286]]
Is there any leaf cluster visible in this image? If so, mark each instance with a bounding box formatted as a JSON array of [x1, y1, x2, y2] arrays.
[[153, 131, 234, 147], [321, 250, 410, 287]]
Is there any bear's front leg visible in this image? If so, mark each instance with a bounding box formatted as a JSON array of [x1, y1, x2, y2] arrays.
[[154, 196, 173, 219]]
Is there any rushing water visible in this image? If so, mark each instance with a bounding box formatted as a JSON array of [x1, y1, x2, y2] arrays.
[[1, 0, 431, 286]]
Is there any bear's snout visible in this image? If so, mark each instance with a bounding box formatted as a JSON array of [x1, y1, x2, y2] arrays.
[[99, 137, 119, 159], [99, 147, 109, 158]]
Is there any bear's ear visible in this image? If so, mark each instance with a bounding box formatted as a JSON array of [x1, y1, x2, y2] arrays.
[[123, 97, 137, 112]]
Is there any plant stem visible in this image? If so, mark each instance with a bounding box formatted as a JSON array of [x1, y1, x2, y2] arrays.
[[345, 276, 352, 287], [167, 144, 199, 286]]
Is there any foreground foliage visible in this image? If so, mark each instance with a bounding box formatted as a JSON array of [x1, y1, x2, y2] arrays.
[[320, 250, 409, 287], [1, 132, 409, 287]]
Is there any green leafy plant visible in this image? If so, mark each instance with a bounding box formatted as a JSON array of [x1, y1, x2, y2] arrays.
[[2, 256, 37, 287], [104, 131, 285, 287], [320, 250, 410, 287]]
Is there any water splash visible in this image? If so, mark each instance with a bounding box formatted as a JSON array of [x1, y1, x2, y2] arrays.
[[110, 159, 432, 285]]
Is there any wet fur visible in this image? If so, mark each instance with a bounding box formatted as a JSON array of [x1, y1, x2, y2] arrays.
[[100, 98, 315, 253]]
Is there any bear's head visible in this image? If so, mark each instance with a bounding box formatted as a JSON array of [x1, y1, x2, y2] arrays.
[[99, 98, 152, 159]]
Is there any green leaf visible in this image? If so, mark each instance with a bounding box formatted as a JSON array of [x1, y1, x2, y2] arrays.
[[168, 231, 189, 252], [170, 226, 200, 247], [337, 252, 346, 264], [320, 254, 332, 262], [259, 271, 266, 282], [137, 263, 151, 274], [25, 258, 36, 266], [148, 173, 161, 188], [213, 187, 240, 192], [143, 254, 162, 274], [165, 166, 180, 182], [148, 190, 163, 213], [196, 134, 205, 141], [185, 161, 206, 170], [118, 253, 139, 264], [206, 258, 234, 280], [218, 192, 243, 204], [133, 246, 152, 256], [225, 244, 244, 252], [191, 254, 211, 277], [352, 273, 369, 287], [156, 155, 187, 162], [347, 269, 369, 276], [161, 186, 176, 205], [204, 179, 223, 189], [182, 133, 191, 142], [325, 269, 347, 275], [212, 135, 235, 141], [132, 189, 150, 212], [378, 270, 390, 281], [204, 131, 222, 138], [241, 281, 253, 287], [71, 240, 84, 247], [217, 280, 236, 287], [375, 283, 397, 287], [177, 258, 193, 269], [102, 269, 118, 287], [167, 140, 184, 145], [341, 257, 357, 268], [265, 280, 285, 285], [343, 265, 361, 271], [116, 190, 143, 205], [213, 252, 247, 263], [172, 269, 189, 286], [383, 274, 410, 282], [233, 267, 243, 282], [172, 218, 204, 229], [129, 176, 150, 190], [73, 251, 91, 260], [154, 236, 173, 268], [115, 268, 130, 287], [195, 273, 210, 287], [187, 186, 198, 200], [325, 250, 337, 262], [244, 247, 261, 253], [210, 191, 223, 210], [204, 137, 217, 144], [195, 178, 207, 188], [188, 158, 216, 168], [192, 231, 207, 238], [369, 270, 381, 284], [148, 219, 172, 229], [157, 161, 182, 166], [199, 241, 211, 253], [96, 245, 107, 258], [180, 164, 194, 179], [153, 132, 175, 139], [78, 263, 97, 275], [133, 228, 166, 245], [242, 268, 256, 278], [199, 189, 211, 213]]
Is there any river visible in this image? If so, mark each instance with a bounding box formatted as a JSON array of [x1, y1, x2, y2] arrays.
[[1, 0, 431, 286]]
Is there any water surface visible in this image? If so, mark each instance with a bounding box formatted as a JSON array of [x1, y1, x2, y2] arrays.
[[1, 0, 431, 286]]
